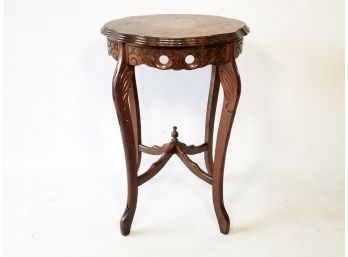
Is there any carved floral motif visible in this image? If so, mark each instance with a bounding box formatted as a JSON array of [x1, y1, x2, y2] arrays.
[[218, 62, 241, 113], [234, 38, 243, 58], [126, 44, 233, 70], [113, 60, 132, 122], [107, 39, 119, 60], [106, 40, 242, 70]]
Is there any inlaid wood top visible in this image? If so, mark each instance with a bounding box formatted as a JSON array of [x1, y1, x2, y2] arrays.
[[101, 14, 249, 47]]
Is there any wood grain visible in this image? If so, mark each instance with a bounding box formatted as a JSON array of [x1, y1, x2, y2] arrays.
[[102, 15, 249, 235], [101, 14, 249, 47], [127, 43, 233, 70], [112, 44, 139, 236], [204, 65, 220, 175], [212, 58, 241, 234]]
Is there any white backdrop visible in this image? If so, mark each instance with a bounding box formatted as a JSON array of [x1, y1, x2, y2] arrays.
[[4, 0, 344, 256]]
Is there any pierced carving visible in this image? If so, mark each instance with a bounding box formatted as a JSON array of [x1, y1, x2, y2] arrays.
[[107, 40, 243, 70], [126, 44, 233, 70]]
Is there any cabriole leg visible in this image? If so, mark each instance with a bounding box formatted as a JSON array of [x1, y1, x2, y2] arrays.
[[112, 43, 139, 236], [212, 59, 241, 234], [204, 65, 220, 175]]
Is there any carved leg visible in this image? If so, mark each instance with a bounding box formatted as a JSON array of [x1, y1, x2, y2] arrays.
[[128, 70, 142, 169], [213, 60, 241, 234], [204, 65, 220, 175], [112, 43, 139, 236]]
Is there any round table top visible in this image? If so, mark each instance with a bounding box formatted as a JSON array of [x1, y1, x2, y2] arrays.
[[101, 14, 249, 47]]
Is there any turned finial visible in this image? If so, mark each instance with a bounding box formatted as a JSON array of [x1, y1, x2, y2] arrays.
[[171, 126, 179, 139]]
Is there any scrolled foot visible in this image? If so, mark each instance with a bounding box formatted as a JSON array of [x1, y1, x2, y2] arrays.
[[217, 214, 230, 234], [120, 206, 134, 236]]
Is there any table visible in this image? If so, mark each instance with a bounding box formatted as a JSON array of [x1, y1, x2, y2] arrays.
[[101, 14, 249, 235]]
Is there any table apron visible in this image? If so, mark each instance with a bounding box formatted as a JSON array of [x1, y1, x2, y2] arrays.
[[107, 39, 243, 70]]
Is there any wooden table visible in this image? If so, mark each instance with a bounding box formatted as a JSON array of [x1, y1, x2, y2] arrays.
[[101, 14, 249, 235]]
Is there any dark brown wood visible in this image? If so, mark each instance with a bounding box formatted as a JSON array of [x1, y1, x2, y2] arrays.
[[128, 70, 141, 169], [204, 65, 220, 175], [213, 57, 241, 234], [137, 143, 175, 186], [176, 145, 213, 185], [139, 143, 170, 155], [102, 14, 248, 236], [101, 14, 249, 47], [107, 40, 243, 70], [140, 142, 207, 155], [127, 43, 233, 70], [176, 142, 208, 155], [138, 127, 211, 185], [112, 43, 139, 236], [107, 37, 235, 69]]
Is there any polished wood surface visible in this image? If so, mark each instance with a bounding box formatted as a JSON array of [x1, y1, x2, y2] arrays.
[[101, 14, 249, 47], [102, 14, 249, 236], [107, 39, 241, 70]]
